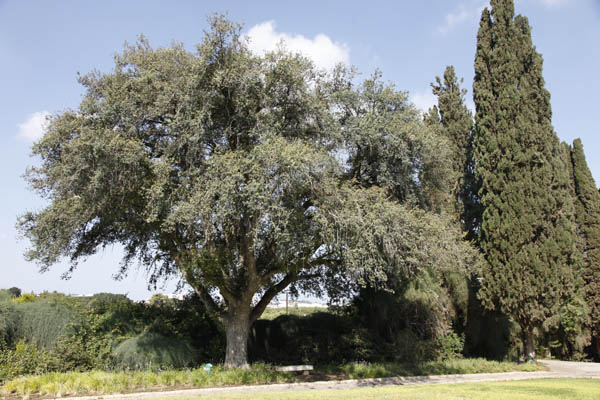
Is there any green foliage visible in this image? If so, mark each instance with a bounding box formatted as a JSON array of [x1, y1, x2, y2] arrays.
[[0, 340, 61, 383], [250, 303, 466, 365], [17, 14, 463, 367], [52, 292, 224, 370], [318, 185, 480, 299], [112, 332, 195, 370], [547, 296, 591, 360], [0, 364, 292, 398], [567, 139, 600, 360], [355, 279, 452, 344], [425, 65, 475, 223], [464, 283, 514, 360], [0, 359, 545, 398], [0, 293, 21, 349], [0, 290, 224, 374], [472, 0, 578, 357], [0, 290, 83, 352], [337, 70, 449, 208], [436, 332, 465, 361], [7, 288, 21, 298], [250, 312, 377, 364], [13, 296, 83, 349], [51, 313, 120, 371]]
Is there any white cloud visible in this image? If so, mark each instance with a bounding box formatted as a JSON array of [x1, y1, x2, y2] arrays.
[[438, 2, 488, 34], [246, 21, 350, 71], [17, 111, 50, 141], [411, 90, 438, 113]]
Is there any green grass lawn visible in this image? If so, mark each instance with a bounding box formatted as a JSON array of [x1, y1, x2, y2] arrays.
[[258, 306, 325, 320], [161, 379, 600, 400], [0, 359, 544, 398]]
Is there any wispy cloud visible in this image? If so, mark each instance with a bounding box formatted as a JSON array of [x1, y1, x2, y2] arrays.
[[438, 2, 488, 34], [17, 111, 50, 141], [411, 90, 438, 113], [246, 21, 350, 71]]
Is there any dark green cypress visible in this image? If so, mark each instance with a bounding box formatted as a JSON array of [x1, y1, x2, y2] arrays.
[[570, 139, 600, 359], [473, 0, 577, 360], [425, 67, 477, 334], [426, 66, 475, 230]]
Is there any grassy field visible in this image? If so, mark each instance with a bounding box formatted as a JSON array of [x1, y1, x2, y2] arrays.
[[316, 358, 541, 379], [158, 379, 600, 400], [258, 306, 326, 320], [0, 359, 543, 398]]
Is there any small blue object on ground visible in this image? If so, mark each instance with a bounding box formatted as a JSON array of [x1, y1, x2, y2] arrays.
[[204, 363, 213, 375]]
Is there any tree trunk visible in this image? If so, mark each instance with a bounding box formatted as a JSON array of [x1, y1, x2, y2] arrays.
[[223, 309, 252, 369], [523, 328, 536, 362], [592, 335, 600, 362]]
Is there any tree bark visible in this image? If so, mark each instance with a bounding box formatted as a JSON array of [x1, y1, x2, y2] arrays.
[[223, 308, 252, 369], [523, 328, 536, 362], [592, 336, 600, 362]]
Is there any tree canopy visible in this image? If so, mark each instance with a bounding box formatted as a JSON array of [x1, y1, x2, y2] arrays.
[[472, 0, 578, 360], [19, 16, 476, 367], [569, 139, 600, 359], [425, 65, 475, 229]]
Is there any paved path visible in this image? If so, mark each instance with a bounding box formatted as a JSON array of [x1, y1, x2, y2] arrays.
[[58, 360, 600, 400]]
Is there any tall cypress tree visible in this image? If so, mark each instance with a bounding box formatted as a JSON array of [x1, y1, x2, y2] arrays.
[[473, 0, 577, 359], [570, 139, 600, 359], [425, 66, 476, 333], [426, 66, 475, 230]]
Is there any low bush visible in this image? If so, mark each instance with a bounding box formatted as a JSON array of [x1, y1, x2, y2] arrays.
[[12, 293, 35, 304], [14, 296, 83, 349], [7, 288, 21, 299], [0, 364, 292, 398], [250, 309, 469, 365], [250, 312, 381, 364], [50, 314, 118, 371], [112, 332, 196, 370], [0, 341, 61, 382], [0, 295, 20, 349], [0, 359, 544, 398]]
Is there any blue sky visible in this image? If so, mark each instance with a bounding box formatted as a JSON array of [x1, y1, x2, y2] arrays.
[[1, 0, 599, 300]]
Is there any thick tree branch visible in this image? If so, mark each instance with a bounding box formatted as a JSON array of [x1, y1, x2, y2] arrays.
[[180, 266, 222, 316], [250, 272, 298, 323], [250, 270, 322, 323]]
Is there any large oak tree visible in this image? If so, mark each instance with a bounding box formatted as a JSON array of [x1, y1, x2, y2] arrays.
[[19, 16, 475, 367]]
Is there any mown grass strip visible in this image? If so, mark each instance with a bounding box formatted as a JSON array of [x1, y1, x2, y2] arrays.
[[0, 359, 544, 398], [316, 358, 542, 379], [158, 379, 600, 400]]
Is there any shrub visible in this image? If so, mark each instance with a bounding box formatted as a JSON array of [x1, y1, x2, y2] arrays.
[[0, 298, 20, 349], [0, 340, 60, 382], [13, 293, 35, 304], [250, 312, 379, 364], [51, 314, 118, 371], [435, 332, 465, 361], [7, 288, 21, 298], [14, 297, 83, 349], [112, 332, 195, 370]]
